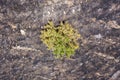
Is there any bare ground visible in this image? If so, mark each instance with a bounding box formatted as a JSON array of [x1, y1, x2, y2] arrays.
[[0, 0, 120, 80]]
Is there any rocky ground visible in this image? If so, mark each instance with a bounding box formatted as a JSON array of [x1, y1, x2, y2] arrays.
[[0, 0, 120, 80]]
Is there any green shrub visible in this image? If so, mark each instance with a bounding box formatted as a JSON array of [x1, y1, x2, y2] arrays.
[[40, 21, 80, 59]]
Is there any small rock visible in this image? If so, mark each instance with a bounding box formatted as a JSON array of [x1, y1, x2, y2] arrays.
[[109, 70, 120, 80], [20, 29, 26, 36], [94, 34, 102, 39]]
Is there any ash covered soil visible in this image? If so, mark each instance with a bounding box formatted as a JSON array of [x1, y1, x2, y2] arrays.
[[0, 0, 120, 80]]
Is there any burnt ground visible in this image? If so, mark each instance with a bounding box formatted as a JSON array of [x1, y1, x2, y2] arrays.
[[0, 0, 120, 80]]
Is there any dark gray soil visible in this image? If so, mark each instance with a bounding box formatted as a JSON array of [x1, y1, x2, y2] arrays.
[[0, 0, 120, 80]]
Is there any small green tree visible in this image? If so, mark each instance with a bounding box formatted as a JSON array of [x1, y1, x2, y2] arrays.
[[40, 21, 80, 59]]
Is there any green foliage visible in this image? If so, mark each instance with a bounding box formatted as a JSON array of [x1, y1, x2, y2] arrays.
[[40, 21, 80, 59]]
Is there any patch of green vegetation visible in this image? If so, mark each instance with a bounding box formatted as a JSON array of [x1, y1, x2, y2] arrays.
[[40, 21, 80, 59]]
